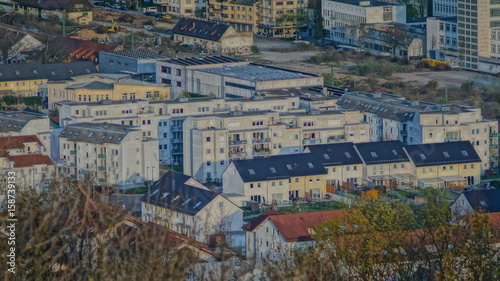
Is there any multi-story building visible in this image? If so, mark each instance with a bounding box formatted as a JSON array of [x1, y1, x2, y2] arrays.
[[13, 0, 93, 25], [426, 17, 459, 62], [322, 0, 406, 44], [153, 0, 206, 17], [0, 110, 51, 157], [405, 141, 481, 188], [141, 171, 243, 247], [156, 56, 323, 98], [257, 0, 308, 37], [48, 73, 170, 109], [337, 91, 498, 173], [98, 51, 172, 83], [207, 0, 258, 32], [57, 96, 303, 166], [222, 153, 327, 206], [0, 135, 55, 192], [172, 18, 254, 55], [433, 0, 458, 17], [58, 123, 159, 189], [183, 109, 369, 181], [0, 61, 97, 98]]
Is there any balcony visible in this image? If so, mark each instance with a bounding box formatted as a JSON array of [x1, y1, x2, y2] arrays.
[[327, 137, 345, 143], [303, 139, 321, 145], [171, 138, 183, 143], [253, 150, 270, 156], [444, 137, 461, 142], [229, 151, 247, 157], [70, 162, 76, 167], [70, 150, 76, 155], [252, 138, 271, 144], [98, 166, 106, 171], [228, 140, 247, 145], [172, 149, 183, 155], [98, 178, 106, 183], [70, 174, 76, 179], [171, 126, 183, 132], [490, 144, 499, 149], [79, 170, 91, 175], [98, 154, 106, 158], [490, 132, 500, 137], [400, 130, 407, 136]]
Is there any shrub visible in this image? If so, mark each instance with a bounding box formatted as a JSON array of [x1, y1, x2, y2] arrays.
[[250, 45, 260, 54], [435, 63, 451, 71]]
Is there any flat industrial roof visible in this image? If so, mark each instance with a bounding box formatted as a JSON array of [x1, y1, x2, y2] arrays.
[[197, 63, 319, 82]]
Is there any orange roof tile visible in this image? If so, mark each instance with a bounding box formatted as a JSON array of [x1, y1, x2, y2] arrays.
[[242, 210, 283, 231], [8, 154, 53, 167], [0, 135, 43, 149]]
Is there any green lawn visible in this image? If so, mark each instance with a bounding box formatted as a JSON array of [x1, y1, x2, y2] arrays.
[[278, 201, 344, 214], [160, 165, 183, 173]]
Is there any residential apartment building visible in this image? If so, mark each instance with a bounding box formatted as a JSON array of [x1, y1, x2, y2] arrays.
[[337, 91, 498, 173], [0, 135, 55, 192], [322, 0, 406, 44], [153, 0, 206, 17], [99, 50, 172, 83], [141, 171, 243, 247], [0, 110, 51, 157], [243, 209, 366, 259], [405, 141, 481, 189], [172, 18, 254, 55], [13, 0, 94, 25], [57, 96, 302, 166], [426, 17, 459, 62], [222, 153, 327, 206], [0, 61, 97, 98], [257, 0, 308, 37], [433, 0, 458, 17], [48, 73, 170, 109], [183, 109, 369, 181], [156, 56, 323, 98], [207, 0, 258, 32], [58, 123, 159, 189]]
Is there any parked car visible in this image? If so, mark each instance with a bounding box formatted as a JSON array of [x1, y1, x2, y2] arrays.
[[94, 1, 104, 6], [144, 25, 154, 31], [120, 6, 129, 11], [110, 4, 121, 9], [154, 13, 171, 19], [144, 11, 156, 16]]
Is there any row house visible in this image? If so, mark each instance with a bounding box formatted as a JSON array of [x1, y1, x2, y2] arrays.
[[222, 140, 482, 206], [222, 153, 327, 206], [13, 0, 94, 25], [140, 171, 243, 247], [48, 73, 169, 110], [207, 0, 258, 32], [183, 109, 369, 182], [338, 91, 498, 173], [0, 135, 55, 192], [58, 123, 159, 189]]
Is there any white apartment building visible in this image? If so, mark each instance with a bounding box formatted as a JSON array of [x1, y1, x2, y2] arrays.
[[58, 123, 159, 189], [433, 0, 457, 17], [57, 96, 302, 166], [322, 0, 406, 44], [156, 56, 323, 98], [153, 0, 206, 17], [0, 110, 51, 157], [337, 91, 498, 173], [183, 109, 369, 182], [141, 171, 243, 247]]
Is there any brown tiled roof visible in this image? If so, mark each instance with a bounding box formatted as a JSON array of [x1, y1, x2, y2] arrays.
[[0, 135, 43, 149], [8, 154, 54, 167], [242, 210, 283, 231], [269, 209, 365, 242]]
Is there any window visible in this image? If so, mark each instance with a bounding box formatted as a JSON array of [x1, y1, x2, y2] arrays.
[[443, 152, 450, 158], [270, 167, 277, 173], [176, 69, 182, 76], [206, 137, 211, 142], [308, 163, 314, 168], [176, 81, 182, 87], [371, 152, 378, 157], [461, 151, 469, 156], [249, 169, 255, 175], [345, 152, 351, 158], [207, 161, 211, 166]]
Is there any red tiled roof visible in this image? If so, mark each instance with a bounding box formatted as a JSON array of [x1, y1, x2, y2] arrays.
[[0, 135, 43, 149], [8, 154, 53, 167], [50, 116, 60, 124], [71, 40, 117, 62], [269, 209, 365, 242], [242, 210, 283, 231]]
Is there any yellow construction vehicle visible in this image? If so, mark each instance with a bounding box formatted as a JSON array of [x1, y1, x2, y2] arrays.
[[108, 21, 119, 33]]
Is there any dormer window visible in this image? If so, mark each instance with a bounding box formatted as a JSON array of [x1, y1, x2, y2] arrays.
[[443, 152, 450, 158], [461, 151, 468, 156], [249, 169, 255, 175], [371, 152, 378, 157]]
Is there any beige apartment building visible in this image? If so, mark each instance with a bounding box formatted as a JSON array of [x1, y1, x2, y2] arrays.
[[48, 73, 170, 110], [257, 0, 308, 37], [183, 109, 369, 182], [58, 123, 159, 189], [207, 0, 258, 32], [338, 92, 498, 173]]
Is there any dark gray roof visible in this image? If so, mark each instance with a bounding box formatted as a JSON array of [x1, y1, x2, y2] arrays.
[[463, 189, 500, 213], [59, 123, 137, 144], [173, 18, 231, 41], [0, 61, 97, 82], [405, 141, 481, 167], [232, 154, 327, 182], [15, 0, 93, 11], [140, 171, 216, 216], [162, 55, 243, 66], [305, 142, 363, 166], [0, 110, 48, 133], [99, 50, 171, 60], [355, 141, 409, 164]]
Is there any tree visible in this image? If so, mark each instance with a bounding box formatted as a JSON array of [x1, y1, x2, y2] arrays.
[[378, 25, 412, 58], [275, 8, 309, 37]]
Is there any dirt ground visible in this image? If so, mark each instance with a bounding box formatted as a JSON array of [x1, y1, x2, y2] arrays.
[[395, 71, 500, 89]]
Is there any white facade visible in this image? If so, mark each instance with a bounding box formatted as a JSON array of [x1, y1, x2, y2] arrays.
[[426, 17, 458, 62], [433, 0, 458, 17]]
